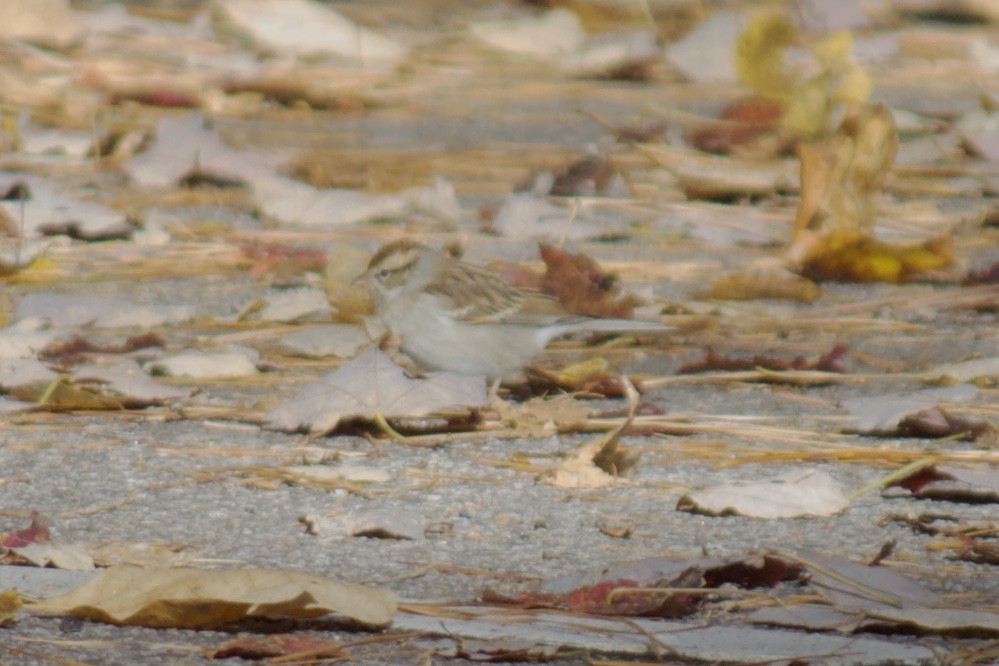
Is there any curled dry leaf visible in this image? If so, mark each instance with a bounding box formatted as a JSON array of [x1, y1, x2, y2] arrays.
[[29, 565, 396, 630], [886, 464, 999, 504], [539, 244, 642, 318], [736, 14, 870, 140], [788, 104, 955, 282], [546, 377, 639, 488]]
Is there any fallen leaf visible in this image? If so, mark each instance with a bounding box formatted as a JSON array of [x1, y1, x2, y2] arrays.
[[561, 29, 659, 80], [1, 512, 49, 548], [699, 267, 821, 302], [842, 384, 978, 433], [39, 332, 165, 364], [240, 243, 327, 279], [494, 393, 590, 437], [679, 345, 848, 375], [639, 143, 799, 201], [0, 176, 131, 241], [211, 0, 406, 63], [207, 634, 344, 661], [595, 516, 635, 539], [145, 348, 259, 379], [265, 347, 486, 435], [518, 155, 628, 197], [664, 10, 743, 83], [29, 565, 396, 629], [737, 14, 870, 139], [0, 589, 21, 626], [964, 260, 999, 285], [278, 324, 371, 359], [16, 293, 195, 329], [685, 96, 786, 155], [250, 287, 332, 323], [7, 543, 95, 571], [539, 244, 642, 318], [788, 104, 955, 282], [470, 8, 586, 59], [0, 0, 82, 50], [300, 508, 425, 540], [676, 470, 849, 519], [71, 360, 192, 406], [926, 356, 999, 384], [547, 377, 639, 488], [886, 464, 999, 504], [451, 637, 562, 662]]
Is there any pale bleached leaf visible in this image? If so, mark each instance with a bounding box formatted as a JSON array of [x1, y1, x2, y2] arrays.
[[677, 470, 848, 519], [265, 347, 486, 434]]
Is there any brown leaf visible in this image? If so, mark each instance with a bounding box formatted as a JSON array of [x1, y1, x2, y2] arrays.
[[685, 96, 786, 155], [207, 634, 345, 661], [700, 267, 821, 302], [539, 244, 642, 318]]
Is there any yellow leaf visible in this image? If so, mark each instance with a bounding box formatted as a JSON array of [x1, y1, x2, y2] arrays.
[[736, 13, 797, 101], [813, 29, 853, 69], [0, 589, 22, 626], [835, 64, 872, 105], [736, 14, 871, 140], [555, 357, 611, 386]]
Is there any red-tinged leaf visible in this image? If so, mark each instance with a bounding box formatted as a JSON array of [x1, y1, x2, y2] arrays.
[[240, 244, 328, 279], [489, 579, 699, 618], [2, 512, 50, 548], [110, 90, 200, 108], [686, 96, 785, 155]]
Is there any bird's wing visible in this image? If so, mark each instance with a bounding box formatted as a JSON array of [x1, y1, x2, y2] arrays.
[[426, 261, 567, 326]]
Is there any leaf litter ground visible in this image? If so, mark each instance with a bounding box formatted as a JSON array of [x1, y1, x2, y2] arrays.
[[0, 0, 998, 664]]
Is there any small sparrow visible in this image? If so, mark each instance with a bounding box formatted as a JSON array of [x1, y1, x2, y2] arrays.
[[356, 239, 671, 380]]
